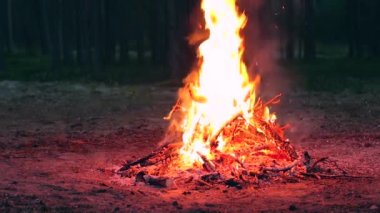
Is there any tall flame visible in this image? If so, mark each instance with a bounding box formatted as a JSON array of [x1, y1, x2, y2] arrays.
[[178, 0, 259, 167], [118, 0, 295, 180]]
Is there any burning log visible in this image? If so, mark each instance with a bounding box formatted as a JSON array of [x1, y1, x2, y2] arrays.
[[197, 152, 216, 172]]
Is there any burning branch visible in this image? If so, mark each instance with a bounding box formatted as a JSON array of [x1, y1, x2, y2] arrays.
[[197, 151, 216, 172]]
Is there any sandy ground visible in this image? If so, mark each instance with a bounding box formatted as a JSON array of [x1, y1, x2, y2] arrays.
[[0, 80, 379, 212]]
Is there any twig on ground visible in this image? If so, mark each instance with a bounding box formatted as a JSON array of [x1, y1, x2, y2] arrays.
[[262, 160, 299, 172], [119, 152, 156, 172], [315, 174, 374, 179], [302, 172, 373, 179], [310, 157, 329, 170], [119, 143, 181, 172]]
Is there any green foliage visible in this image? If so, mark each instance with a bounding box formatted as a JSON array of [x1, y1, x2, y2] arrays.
[[1, 54, 170, 84], [281, 58, 380, 92], [4, 53, 50, 81]]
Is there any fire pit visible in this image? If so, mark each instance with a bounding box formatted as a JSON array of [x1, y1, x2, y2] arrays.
[[118, 0, 340, 188]]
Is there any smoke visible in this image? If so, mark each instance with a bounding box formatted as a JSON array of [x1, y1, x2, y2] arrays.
[[184, 0, 300, 110], [168, 0, 308, 146], [239, 0, 284, 95], [239, 0, 309, 145]]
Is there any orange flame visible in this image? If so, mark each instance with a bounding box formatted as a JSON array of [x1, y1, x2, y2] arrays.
[[168, 0, 279, 169]]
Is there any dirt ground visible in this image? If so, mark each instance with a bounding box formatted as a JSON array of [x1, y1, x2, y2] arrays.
[[0, 80, 379, 212]]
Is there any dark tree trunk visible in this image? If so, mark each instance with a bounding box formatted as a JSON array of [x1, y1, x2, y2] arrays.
[[40, 0, 60, 75], [77, 0, 91, 73], [374, 2, 380, 56], [303, 0, 316, 60], [75, 1, 82, 65], [367, 1, 380, 57], [62, 0, 75, 65], [93, 0, 106, 74], [7, 0, 15, 53], [295, 0, 304, 59], [119, 34, 130, 65], [118, 0, 130, 65], [104, 1, 116, 65], [149, 0, 169, 66], [19, 1, 32, 53], [0, 30, 4, 74], [40, 0, 52, 55], [20, 1, 38, 54], [36, 0, 47, 54], [167, 0, 194, 80], [58, 0, 64, 62], [0, 53, 4, 75], [1, 0, 9, 53], [285, 0, 295, 60], [136, 1, 145, 64], [49, 0, 61, 76], [347, 0, 354, 57], [347, 0, 361, 58], [167, 0, 181, 80], [150, 0, 161, 65], [0, 0, 6, 68]]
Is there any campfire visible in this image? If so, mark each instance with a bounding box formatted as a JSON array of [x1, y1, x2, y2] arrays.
[[118, 0, 334, 188]]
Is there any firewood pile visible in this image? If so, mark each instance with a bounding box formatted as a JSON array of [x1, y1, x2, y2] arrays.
[[117, 114, 351, 189]]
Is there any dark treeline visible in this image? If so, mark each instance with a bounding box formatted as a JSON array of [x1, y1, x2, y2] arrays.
[[0, 0, 379, 82], [0, 0, 196, 81], [269, 0, 380, 60]]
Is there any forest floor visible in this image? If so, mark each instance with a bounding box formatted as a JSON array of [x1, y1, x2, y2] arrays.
[[0, 80, 379, 212]]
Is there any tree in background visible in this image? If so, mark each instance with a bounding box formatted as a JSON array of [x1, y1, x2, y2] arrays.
[[367, 1, 380, 57], [0, 0, 379, 82], [150, 0, 168, 66], [347, 0, 361, 58], [92, 0, 106, 75], [271, 0, 315, 60], [284, 0, 295, 60], [167, 0, 181, 80], [346, 0, 380, 58], [0, 38, 4, 73], [0, 0, 7, 74], [303, 0, 316, 60], [167, 0, 195, 80], [6, 0, 15, 54]]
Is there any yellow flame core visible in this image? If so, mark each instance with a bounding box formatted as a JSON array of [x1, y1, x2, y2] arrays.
[[179, 0, 256, 167]]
